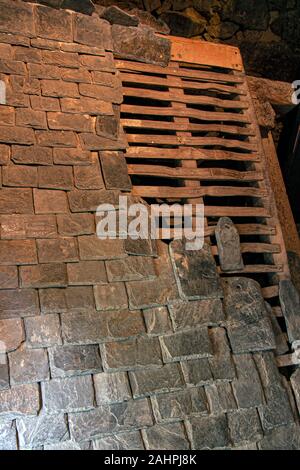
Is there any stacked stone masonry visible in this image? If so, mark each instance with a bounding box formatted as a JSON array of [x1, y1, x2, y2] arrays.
[[0, 0, 300, 451]]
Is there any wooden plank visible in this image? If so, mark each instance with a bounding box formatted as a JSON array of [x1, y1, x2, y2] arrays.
[[121, 119, 255, 136], [132, 185, 268, 198], [126, 134, 256, 151], [166, 36, 243, 71], [262, 285, 279, 298], [125, 146, 260, 162], [120, 72, 246, 95], [217, 264, 283, 274], [123, 86, 248, 109], [127, 164, 264, 182], [205, 223, 275, 236], [121, 104, 251, 124], [212, 243, 281, 255], [116, 59, 244, 83]]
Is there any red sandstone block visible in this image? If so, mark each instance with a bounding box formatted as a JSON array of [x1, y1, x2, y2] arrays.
[[30, 37, 61, 51], [13, 46, 41, 64], [30, 95, 60, 112], [33, 188, 68, 214], [74, 154, 104, 190], [12, 145, 53, 166], [80, 132, 127, 151], [79, 54, 114, 71], [0, 240, 37, 265], [0, 214, 57, 239], [78, 236, 125, 261], [28, 63, 60, 80], [37, 238, 79, 264], [67, 260, 107, 286], [41, 50, 79, 68], [0, 288, 39, 319], [10, 76, 40, 96], [0, 145, 10, 165], [92, 71, 121, 88], [15, 108, 47, 130], [20, 263, 68, 288], [0, 107, 14, 126], [79, 83, 122, 104], [35, 130, 77, 148], [0, 0, 35, 38], [35, 4, 73, 42], [0, 188, 34, 214], [0, 43, 12, 60], [38, 166, 74, 190], [0, 32, 30, 47], [57, 213, 95, 236], [73, 14, 112, 50], [0, 266, 18, 289], [61, 68, 91, 84], [53, 148, 92, 166], [47, 112, 93, 132], [60, 97, 113, 115], [2, 166, 38, 188], [0, 59, 26, 75], [0, 126, 35, 145], [41, 80, 79, 99]]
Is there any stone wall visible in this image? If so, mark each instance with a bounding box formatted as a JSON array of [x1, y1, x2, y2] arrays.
[[0, 0, 300, 451]]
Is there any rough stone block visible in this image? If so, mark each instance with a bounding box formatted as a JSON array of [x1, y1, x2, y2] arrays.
[[258, 424, 300, 450], [94, 283, 128, 311], [0, 106, 14, 126], [0, 421, 17, 450], [62, 309, 145, 345], [154, 388, 208, 423], [0, 383, 40, 419], [53, 148, 92, 165], [0, 144, 9, 165], [35, 5, 73, 42], [0, 360, 9, 391], [100, 151, 132, 190], [96, 114, 120, 140], [37, 238, 78, 263], [25, 314, 62, 348], [68, 189, 119, 212], [42, 375, 94, 413], [38, 166, 74, 190], [279, 280, 300, 347], [0, 289, 39, 319], [106, 257, 156, 282], [33, 189, 68, 214], [3, 165, 38, 188], [12, 145, 53, 166], [1, 214, 57, 239], [61, 97, 113, 116], [0, 266, 18, 289], [57, 214, 95, 237], [15, 108, 47, 130], [126, 277, 177, 309], [112, 25, 171, 66], [20, 263, 68, 288], [232, 354, 264, 409], [0, 318, 24, 352], [291, 368, 300, 416], [93, 371, 131, 405], [227, 317, 276, 354], [9, 345, 49, 385], [74, 156, 104, 189], [228, 408, 262, 444], [188, 415, 230, 450], [208, 328, 236, 381], [79, 131, 127, 151], [160, 328, 212, 363], [41, 49, 79, 68], [93, 431, 144, 450], [61, 68, 91, 84], [30, 95, 60, 112], [36, 130, 77, 148], [48, 112, 93, 133], [129, 363, 184, 398], [69, 399, 152, 441], [39, 286, 94, 313], [78, 236, 125, 260], [0, 188, 34, 214], [0, 0, 35, 37], [74, 14, 112, 50], [101, 6, 139, 26], [169, 298, 224, 331], [41, 80, 79, 99], [16, 414, 68, 449], [143, 306, 172, 336], [101, 337, 162, 371], [170, 240, 223, 300], [49, 344, 102, 378], [181, 358, 213, 387], [0, 240, 37, 265], [80, 83, 122, 104], [142, 423, 189, 450], [67, 260, 107, 285], [28, 63, 60, 80], [205, 382, 237, 414], [215, 217, 244, 272]]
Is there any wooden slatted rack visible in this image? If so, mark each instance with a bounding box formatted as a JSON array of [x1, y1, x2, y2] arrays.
[[115, 37, 291, 319]]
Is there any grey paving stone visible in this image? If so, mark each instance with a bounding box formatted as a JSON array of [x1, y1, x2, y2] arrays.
[[49, 344, 102, 378], [42, 376, 95, 413], [205, 382, 237, 414], [152, 387, 208, 422], [232, 354, 265, 409], [159, 328, 213, 363], [16, 413, 68, 449], [215, 217, 244, 272], [169, 298, 224, 331], [291, 368, 300, 416], [188, 414, 230, 449], [258, 424, 300, 450], [69, 399, 153, 441], [9, 345, 49, 385], [93, 431, 144, 450], [208, 328, 236, 381], [0, 420, 18, 450], [101, 336, 162, 371], [279, 280, 300, 347], [0, 384, 40, 419], [93, 372, 131, 405], [44, 440, 88, 450], [24, 314, 62, 348], [181, 358, 213, 386], [228, 408, 262, 444], [142, 422, 190, 450], [129, 363, 184, 398]]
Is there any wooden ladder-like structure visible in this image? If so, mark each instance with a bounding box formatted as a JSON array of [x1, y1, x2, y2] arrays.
[[115, 36, 292, 357]]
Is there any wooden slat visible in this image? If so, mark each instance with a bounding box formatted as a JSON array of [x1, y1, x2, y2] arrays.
[[205, 223, 275, 236], [116, 60, 244, 83], [121, 104, 251, 124], [126, 134, 256, 151], [123, 86, 248, 109], [127, 164, 263, 182], [121, 118, 254, 136], [217, 264, 283, 274], [125, 147, 260, 162], [120, 72, 246, 95], [211, 243, 281, 255], [261, 285, 279, 298], [132, 185, 267, 198]]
